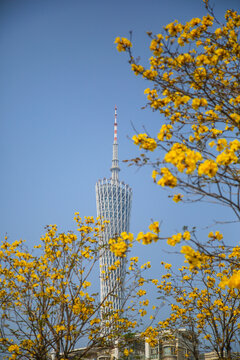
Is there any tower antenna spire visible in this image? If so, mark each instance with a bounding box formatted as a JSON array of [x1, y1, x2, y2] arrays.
[[114, 105, 117, 144], [111, 105, 120, 181]]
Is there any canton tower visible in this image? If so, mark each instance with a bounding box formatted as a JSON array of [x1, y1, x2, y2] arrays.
[[95, 106, 132, 317]]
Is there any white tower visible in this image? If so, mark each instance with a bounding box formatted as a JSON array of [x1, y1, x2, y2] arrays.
[[95, 106, 132, 320]]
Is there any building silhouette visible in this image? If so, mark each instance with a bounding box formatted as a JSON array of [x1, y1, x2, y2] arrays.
[[95, 106, 132, 319]]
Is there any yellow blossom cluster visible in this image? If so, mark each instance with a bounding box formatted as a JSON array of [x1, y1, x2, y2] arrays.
[[167, 233, 182, 246], [148, 221, 160, 234], [137, 289, 147, 297], [149, 34, 164, 56], [109, 232, 133, 257], [156, 168, 177, 188], [131, 63, 145, 75], [114, 37, 132, 52], [157, 124, 173, 141], [198, 159, 218, 178], [136, 227, 159, 245], [174, 95, 191, 108], [208, 231, 223, 241], [141, 326, 159, 347], [220, 271, 240, 290], [192, 98, 208, 110], [132, 133, 157, 152], [165, 143, 202, 174], [180, 245, 203, 270], [173, 194, 183, 203]]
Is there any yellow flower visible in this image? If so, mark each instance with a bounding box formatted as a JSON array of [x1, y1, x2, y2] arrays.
[[174, 95, 191, 108], [90, 318, 101, 326], [158, 124, 173, 141], [132, 133, 157, 152], [121, 232, 134, 241], [149, 221, 160, 234], [165, 143, 202, 174], [183, 231, 191, 240], [230, 139, 240, 151], [137, 289, 146, 296], [181, 246, 202, 269], [82, 281, 91, 288], [164, 263, 172, 270], [216, 150, 238, 166], [114, 37, 132, 52], [109, 238, 128, 257], [167, 233, 182, 246], [216, 138, 228, 152], [136, 231, 158, 245], [215, 28, 222, 36], [157, 168, 177, 188], [131, 64, 144, 75], [8, 345, 20, 354], [198, 159, 218, 178], [192, 98, 208, 110], [230, 113, 240, 123], [208, 231, 223, 241], [55, 324, 66, 333], [152, 170, 159, 182], [173, 194, 183, 203], [228, 271, 240, 289], [124, 349, 129, 357]]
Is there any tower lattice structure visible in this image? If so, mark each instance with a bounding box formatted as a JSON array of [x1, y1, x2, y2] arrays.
[[95, 106, 132, 318]]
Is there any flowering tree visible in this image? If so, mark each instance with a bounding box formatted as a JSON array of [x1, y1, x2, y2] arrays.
[[157, 253, 240, 359], [0, 215, 146, 360], [115, 2, 240, 358], [115, 2, 240, 292]]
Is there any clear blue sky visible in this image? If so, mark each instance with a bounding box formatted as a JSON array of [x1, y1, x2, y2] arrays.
[[1, 0, 239, 291]]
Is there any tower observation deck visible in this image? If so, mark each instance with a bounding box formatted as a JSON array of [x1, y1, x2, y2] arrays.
[[95, 106, 132, 320]]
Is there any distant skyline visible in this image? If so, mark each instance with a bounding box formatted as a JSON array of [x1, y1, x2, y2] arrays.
[[1, 0, 240, 293]]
